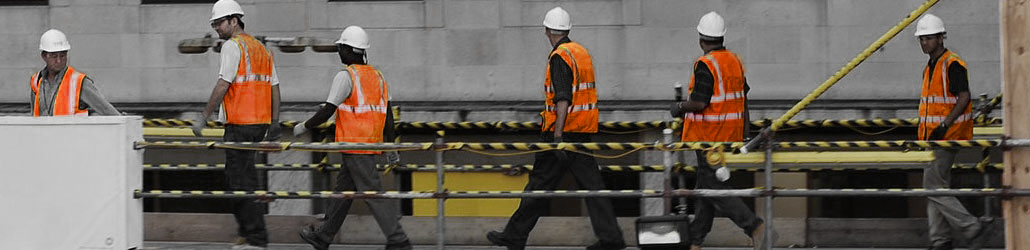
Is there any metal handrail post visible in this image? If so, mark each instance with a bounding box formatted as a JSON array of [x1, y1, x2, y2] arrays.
[[763, 140, 775, 250], [662, 129, 674, 214], [435, 132, 445, 250]]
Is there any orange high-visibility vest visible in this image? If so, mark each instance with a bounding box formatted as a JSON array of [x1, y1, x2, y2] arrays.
[[30, 66, 88, 117], [335, 64, 389, 155], [682, 50, 747, 142], [223, 34, 273, 125], [542, 41, 598, 133], [918, 50, 972, 140]]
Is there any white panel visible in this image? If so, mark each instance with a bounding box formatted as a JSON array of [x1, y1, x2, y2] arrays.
[[0, 116, 143, 250]]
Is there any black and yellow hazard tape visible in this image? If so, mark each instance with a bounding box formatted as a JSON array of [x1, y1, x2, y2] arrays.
[[135, 188, 1030, 199], [776, 139, 999, 149], [140, 118, 1004, 131], [135, 139, 1004, 152]]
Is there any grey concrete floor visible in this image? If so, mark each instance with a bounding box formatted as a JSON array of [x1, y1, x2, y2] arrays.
[[141, 242, 1003, 250]]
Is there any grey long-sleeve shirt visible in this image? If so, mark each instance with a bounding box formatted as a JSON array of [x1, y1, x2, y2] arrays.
[[30, 66, 120, 116]]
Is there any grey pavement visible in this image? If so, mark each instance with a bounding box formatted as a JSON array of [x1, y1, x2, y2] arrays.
[[141, 242, 1003, 250]]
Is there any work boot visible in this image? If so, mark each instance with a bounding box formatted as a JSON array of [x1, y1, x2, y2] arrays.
[[967, 217, 996, 250], [750, 221, 777, 250], [230, 237, 266, 250], [585, 240, 626, 250], [299, 226, 331, 250], [385, 239, 413, 250], [928, 241, 954, 250], [486, 231, 525, 250]]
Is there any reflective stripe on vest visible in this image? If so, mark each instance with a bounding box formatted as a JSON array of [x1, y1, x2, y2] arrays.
[[918, 51, 972, 140], [31, 66, 88, 117], [545, 103, 597, 112], [686, 112, 744, 122], [336, 65, 388, 154], [542, 42, 599, 133], [920, 113, 973, 124], [920, 96, 958, 104], [682, 50, 747, 142], [223, 34, 273, 125]]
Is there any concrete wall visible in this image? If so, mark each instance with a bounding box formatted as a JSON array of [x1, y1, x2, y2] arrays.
[[0, 0, 1001, 104]]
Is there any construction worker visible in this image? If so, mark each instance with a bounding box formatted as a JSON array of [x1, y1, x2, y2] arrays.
[[668, 11, 771, 250], [294, 26, 412, 250], [486, 7, 626, 250], [191, 0, 281, 249], [915, 13, 993, 250], [31, 29, 120, 116]]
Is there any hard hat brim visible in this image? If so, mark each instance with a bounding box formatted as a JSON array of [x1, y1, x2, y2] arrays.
[[41, 48, 70, 53], [914, 30, 946, 37], [210, 13, 242, 22]]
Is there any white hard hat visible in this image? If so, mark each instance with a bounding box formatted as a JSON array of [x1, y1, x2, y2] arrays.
[[210, 0, 244, 21], [543, 7, 571, 31], [914, 13, 945, 36], [697, 11, 726, 39], [335, 26, 370, 49], [40, 29, 70, 52]]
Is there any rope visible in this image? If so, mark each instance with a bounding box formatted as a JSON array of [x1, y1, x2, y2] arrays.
[[846, 126, 900, 136], [769, 0, 940, 131], [704, 144, 728, 167]]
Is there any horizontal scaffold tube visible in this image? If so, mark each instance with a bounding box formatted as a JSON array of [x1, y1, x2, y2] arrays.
[[134, 139, 1008, 151], [142, 163, 1004, 172], [135, 188, 1030, 199]]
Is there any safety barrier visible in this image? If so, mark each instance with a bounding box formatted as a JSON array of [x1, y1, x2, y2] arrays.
[[134, 139, 1003, 152], [137, 1, 1017, 248], [141, 117, 1003, 131]]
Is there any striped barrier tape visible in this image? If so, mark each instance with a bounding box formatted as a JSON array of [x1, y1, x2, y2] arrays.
[[135, 188, 1030, 199], [135, 139, 1004, 152], [140, 118, 1002, 131]]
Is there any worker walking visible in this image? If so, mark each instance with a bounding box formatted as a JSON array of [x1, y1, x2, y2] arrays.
[[191, 0, 281, 249], [486, 7, 626, 250], [914, 13, 993, 250], [294, 26, 412, 250], [668, 11, 772, 250], [31, 29, 120, 116]]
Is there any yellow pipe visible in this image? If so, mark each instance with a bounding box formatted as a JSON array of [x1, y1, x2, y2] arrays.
[[974, 126, 1003, 136], [770, 0, 940, 131], [723, 151, 935, 164]]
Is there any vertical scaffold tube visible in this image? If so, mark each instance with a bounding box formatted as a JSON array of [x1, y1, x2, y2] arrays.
[[763, 142, 774, 250], [662, 129, 674, 214], [435, 131, 445, 250]]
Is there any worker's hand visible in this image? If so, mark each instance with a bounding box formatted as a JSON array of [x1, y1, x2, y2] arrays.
[[715, 166, 731, 182], [669, 102, 686, 118], [553, 136, 569, 162], [929, 123, 949, 140], [293, 122, 309, 137], [191, 116, 207, 137], [265, 122, 282, 141], [386, 151, 401, 165]]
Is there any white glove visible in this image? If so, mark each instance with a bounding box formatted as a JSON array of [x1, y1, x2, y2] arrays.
[[386, 151, 401, 165], [715, 166, 731, 182], [191, 114, 207, 137], [293, 123, 309, 137]]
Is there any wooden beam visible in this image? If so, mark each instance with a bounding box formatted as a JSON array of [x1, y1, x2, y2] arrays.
[[1002, 1, 1030, 249]]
